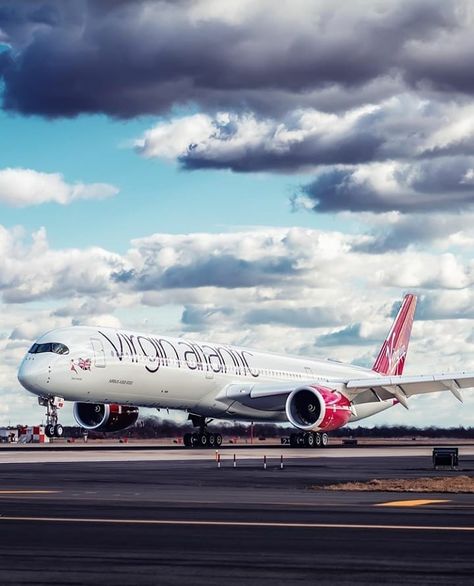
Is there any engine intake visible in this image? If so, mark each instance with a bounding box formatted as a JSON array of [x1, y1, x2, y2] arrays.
[[73, 403, 139, 432], [285, 386, 351, 432]]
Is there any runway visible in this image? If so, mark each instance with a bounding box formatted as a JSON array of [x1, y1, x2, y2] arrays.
[[0, 450, 474, 584], [2, 443, 474, 463]]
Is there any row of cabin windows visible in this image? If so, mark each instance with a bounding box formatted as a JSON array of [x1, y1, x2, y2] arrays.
[[110, 350, 305, 379]]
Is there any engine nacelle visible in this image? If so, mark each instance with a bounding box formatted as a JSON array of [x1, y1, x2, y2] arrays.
[[285, 385, 352, 432], [73, 403, 139, 432]]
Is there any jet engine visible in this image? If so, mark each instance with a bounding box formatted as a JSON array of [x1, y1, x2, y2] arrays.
[[285, 385, 352, 432], [73, 403, 139, 432]]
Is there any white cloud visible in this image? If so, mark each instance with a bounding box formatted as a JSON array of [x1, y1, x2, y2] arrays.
[[133, 96, 474, 177], [0, 167, 119, 207], [135, 114, 216, 160]]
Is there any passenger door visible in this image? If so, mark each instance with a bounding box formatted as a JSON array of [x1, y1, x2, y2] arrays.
[[90, 338, 106, 368]]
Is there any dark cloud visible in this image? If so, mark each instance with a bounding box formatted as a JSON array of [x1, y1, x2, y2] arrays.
[[180, 126, 383, 173], [403, 29, 474, 95], [296, 157, 474, 214], [3, 0, 474, 217], [121, 255, 299, 291], [0, 0, 464, 119]]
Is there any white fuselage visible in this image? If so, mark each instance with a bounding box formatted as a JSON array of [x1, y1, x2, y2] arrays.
[[17, 326, 393, 424]]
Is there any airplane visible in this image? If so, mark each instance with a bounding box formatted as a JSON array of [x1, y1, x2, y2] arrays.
[[17, 294, 474, 448]]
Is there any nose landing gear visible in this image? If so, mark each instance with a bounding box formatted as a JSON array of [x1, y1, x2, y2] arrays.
[[39, 396, 65, 438]]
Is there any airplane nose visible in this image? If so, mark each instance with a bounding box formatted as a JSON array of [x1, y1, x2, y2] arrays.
[[17, 360, 48, 394]]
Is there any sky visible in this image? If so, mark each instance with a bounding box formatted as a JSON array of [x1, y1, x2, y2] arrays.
[[2, 0, 474, 428]]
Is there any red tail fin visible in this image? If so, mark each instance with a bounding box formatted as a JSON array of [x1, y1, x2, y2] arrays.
[[372, 294, 417, 376]]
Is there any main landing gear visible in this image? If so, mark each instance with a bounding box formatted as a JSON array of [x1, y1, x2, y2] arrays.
[[289, 431, 329, 448], [38, 396, 64, 438], [183, 415, 222, 449]]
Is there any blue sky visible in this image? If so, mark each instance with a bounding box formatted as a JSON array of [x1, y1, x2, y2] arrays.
[[0, 108, 348, 251], [2, 1, 474, 428]]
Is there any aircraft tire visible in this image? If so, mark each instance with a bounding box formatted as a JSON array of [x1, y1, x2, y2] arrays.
[[183, 433, 192, 447], [198, 433, 208, 448], [321, 433, 329, 447], [304, 432, 315, 448], [314, 433, 322, 448], [45, 424, 55, 438], [208, 433, 216, 447], [54, 424, 64, 438], [215, 433, 222, 446]]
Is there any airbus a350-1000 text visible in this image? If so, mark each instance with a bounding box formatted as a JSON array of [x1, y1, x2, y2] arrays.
[[17, 295, 474, 447]]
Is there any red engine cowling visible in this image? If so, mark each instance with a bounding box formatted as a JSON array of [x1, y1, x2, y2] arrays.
[[73, 403, 139, 432], [285, 385, 352, 432]]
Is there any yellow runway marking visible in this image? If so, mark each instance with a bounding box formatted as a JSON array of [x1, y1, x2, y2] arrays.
[[0, 490, 60, 495], [0, 516, 473, 532], [376, 499, 450, 508]]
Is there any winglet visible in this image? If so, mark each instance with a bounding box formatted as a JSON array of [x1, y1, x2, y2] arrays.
[[372, 294, 417, 376]]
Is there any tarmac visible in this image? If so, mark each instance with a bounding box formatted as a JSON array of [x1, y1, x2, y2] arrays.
[[0, 444, 474, 585]]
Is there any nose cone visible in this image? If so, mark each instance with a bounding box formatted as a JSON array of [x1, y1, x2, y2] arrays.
[[18, 360, 48, 395]]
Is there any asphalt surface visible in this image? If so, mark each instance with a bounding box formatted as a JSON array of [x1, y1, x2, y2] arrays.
[[1, 453, 474, 585]]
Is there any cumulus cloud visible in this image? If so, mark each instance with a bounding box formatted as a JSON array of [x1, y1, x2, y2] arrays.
[[293, 158, 474, 213], [4, 1, 474, 216], [136, 107, 385, 172], [0, 0, 460, 119], [352, 211, 474, 252], [3, 224, 474, 330], [0, 167, 118, 207], [137, 97, 474, 173], [0, 225, 127, 302]]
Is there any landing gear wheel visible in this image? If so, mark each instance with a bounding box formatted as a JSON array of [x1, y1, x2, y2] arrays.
[[305, 432, 315, 448], [183, 433, 192, 447], [45, 424, 55, 438], [198, 433, 208, 448], [208, 433, 216, 447], [215, 433, 222, 447], [54, 424, 64, 438], [190, 433, 199, 448], [321, 433, 329, 447], [314, 433, 322, 448]]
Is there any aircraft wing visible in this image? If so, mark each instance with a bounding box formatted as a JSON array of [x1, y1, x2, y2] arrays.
[[219, 371, 474, 412], [345, 371, 474, 408]]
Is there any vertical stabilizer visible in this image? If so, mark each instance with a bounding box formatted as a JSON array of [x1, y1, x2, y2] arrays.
[[372, 294, 417, 376]]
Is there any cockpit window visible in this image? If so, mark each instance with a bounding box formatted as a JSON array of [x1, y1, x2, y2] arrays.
[[28, 342, 69, 355]]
